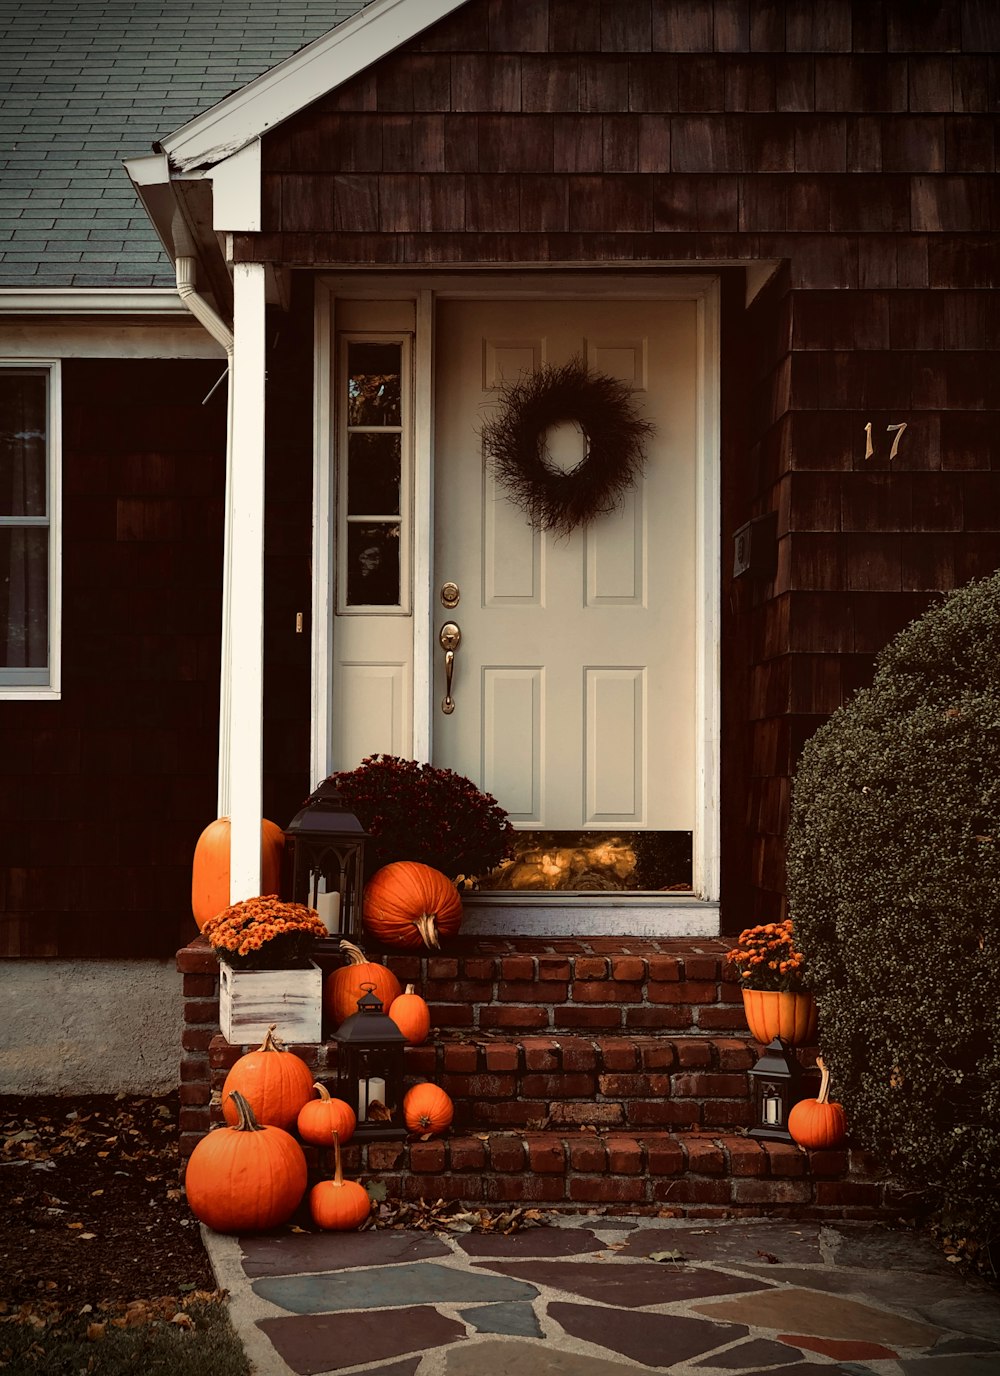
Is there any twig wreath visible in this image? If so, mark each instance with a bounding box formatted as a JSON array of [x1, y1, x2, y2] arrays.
[[480, 359, 655, 534]]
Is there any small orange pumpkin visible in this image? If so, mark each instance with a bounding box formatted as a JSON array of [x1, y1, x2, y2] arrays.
[[388, 984, 432, 1046], [192, 817, 284, 931], [324, 940, 402, 1026], [221, 1024, 315, 1131], [363, 862, 463, 950], [403, 1082, 454, 1138], [296, 1082, 357, 1148], [308, 1130, 372, 1231], [788, 1057, 847, 1149], [185, 1090, 307, 1234]]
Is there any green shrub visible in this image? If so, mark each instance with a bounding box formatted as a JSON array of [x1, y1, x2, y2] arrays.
[[787, 571, 1000, 1244]]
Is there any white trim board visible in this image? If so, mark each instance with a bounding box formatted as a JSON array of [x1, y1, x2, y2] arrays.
[[0, 322, 226, 360], [0, 289, 187, 315], [160, 0, 469, 173], [461, 899, 720, 939]]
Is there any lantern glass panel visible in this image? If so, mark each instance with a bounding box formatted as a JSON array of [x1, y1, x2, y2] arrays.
[[285, 781, 368, 938]]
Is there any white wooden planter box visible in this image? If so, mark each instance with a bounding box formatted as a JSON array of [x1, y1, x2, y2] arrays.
[[219, 961, 322, 1045]]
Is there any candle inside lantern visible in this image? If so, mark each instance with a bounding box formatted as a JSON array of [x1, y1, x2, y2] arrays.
[[358, 1076, 386, 1120], [763, 1093, 781, 1126], [315, 888, 341, 934]]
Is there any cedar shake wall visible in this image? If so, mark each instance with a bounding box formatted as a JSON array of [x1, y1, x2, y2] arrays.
[[0, 360, 227, 958], [242, 0, 1000, 925]]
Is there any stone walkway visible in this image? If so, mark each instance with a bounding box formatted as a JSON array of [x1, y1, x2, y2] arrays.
[[202, 1217, 1000, 1376]]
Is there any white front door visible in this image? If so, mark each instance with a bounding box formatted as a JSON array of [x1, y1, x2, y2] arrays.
[[432, 298, 699, 838]]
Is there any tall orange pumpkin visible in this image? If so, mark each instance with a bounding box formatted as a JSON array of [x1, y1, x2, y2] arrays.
[[388, 984, 432, 1046], [324, 940, 402, 1026], [788, 1057, 847, 1149], [363, 862, 463, 950], [191, 816, 285, 931], [221, 1024, 315, 1131]]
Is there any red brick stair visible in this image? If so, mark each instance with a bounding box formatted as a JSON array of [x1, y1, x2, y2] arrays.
[[177, 935, 901, 1221]]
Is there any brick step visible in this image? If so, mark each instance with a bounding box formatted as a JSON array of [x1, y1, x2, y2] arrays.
[[317, 1129, 900, 1220], [324, 936, 744, 1035], [205, 1032, 820, 1137]]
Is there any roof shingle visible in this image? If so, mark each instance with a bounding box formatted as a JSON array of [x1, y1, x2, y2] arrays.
[[0, 0, 368, 288]]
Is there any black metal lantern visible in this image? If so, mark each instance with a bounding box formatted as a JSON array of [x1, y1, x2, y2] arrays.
[[333, 984, 407, 1142], [285, 779, 369, 938], [748, 1037, 803, 1142]]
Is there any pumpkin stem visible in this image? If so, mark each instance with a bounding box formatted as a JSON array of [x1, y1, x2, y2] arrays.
[[259, 1023, 285, 1053], [227, 1090, 266, 1132], [340, 940, 370, 967], [816, 1056, 831, 1105], [404, 983, 416, 996], [331, 1129, 344, 1187], [312, 1081, 332, 1102], [414, 913, 440, 950]]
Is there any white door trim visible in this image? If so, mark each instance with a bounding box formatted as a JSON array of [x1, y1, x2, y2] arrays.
[[312, 272, 721, 907]]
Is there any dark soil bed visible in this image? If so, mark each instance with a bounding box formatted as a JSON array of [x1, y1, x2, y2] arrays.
[[0, 1093, 216, 1325]]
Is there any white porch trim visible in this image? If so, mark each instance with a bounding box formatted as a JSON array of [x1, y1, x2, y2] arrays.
[[224, 262, 267, 901], [159, 0, 469, 173]]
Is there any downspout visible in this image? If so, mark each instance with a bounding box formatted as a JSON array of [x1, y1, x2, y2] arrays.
[[174, 252, 236, 817]]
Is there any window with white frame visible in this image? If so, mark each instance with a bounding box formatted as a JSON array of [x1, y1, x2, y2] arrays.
[[336, 335, 411, 614], [0, 361, 60, 696]]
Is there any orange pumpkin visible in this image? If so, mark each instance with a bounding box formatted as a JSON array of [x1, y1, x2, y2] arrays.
[[324, 940, 402, 1026], [363, 862, 463, 950], [296, 1082, 357, 1148], [308, 1130, 372, 1232], [388, 984, 431, 1046], [788, 1057, 847, 1149], [185, 1090, 307, 1234], [192, 817, 284, 931], [403, 1082, 454, 1137], [221, 1024, 315, 1131]]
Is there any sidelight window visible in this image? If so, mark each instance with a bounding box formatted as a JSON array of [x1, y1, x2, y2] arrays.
[[337, 336, 410, 614]]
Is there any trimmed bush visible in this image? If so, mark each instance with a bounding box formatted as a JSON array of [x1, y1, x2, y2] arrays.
[[787, 572, 1000, 1242]]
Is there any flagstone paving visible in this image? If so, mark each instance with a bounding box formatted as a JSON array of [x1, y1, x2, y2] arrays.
[[201, 1217, 1000, 1376]]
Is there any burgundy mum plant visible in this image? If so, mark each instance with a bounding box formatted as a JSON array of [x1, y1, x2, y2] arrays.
[[327, 754, 515, 883]]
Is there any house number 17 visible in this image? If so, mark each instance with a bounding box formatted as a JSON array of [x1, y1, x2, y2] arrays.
[[864, 422, 908, 461]]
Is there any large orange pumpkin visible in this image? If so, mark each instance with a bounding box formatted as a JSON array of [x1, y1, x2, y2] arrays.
[[324, 940, 402, 1026], [185, 1091, 307, 1234], [192, 816, 284, 931], [221, 1024, 315, 1131], [363, 862, 463, 950], [788, 1057, 847, 1149]]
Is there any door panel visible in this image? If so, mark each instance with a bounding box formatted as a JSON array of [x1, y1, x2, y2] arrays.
[[433, 298, 698, 837]]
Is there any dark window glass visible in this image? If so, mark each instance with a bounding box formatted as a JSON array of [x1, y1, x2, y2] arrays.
[[0, 527, 48, 667], [346, 522, 400, 607], [0, 371, 46, 517], [477, 830, 693, 892], [347, 432, 401, 515], [347, 343, 401, 426]]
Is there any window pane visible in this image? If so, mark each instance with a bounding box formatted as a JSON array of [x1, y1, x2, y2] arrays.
[[0, 527, 48, 667], [0, 370, 47, 517], [346, 523, 400, 606], [347, 432, 401, 515], [347, 342, 401, 426], [477, 830, 693, 892]]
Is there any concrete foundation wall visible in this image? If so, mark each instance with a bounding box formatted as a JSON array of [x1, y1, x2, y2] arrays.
[[0, 960, 182, 1095]]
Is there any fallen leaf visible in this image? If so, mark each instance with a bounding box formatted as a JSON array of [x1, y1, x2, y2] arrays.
[[171, 1313, 193, 1329], [649, 1249, 686, 1264], [86, 1323, 106, 1342], [756, 1250, 780, 1263]]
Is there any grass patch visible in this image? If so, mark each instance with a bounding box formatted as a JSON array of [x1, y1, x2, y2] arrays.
[[0, 1301, 249, 1375]]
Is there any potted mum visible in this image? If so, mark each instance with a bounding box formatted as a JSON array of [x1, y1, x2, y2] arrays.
[[326, 754, 514, 886], [727, 918, 817, 1046], [204, 895, 328, 1045]]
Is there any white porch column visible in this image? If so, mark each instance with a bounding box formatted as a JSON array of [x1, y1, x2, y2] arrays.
[[224, 261, 267, 901]]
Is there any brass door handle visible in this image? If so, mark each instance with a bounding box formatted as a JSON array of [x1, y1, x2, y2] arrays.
[[439, 622, 461, 714]]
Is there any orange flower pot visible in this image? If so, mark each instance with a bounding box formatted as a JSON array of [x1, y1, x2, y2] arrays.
[[741, 989, 818, 1046]]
